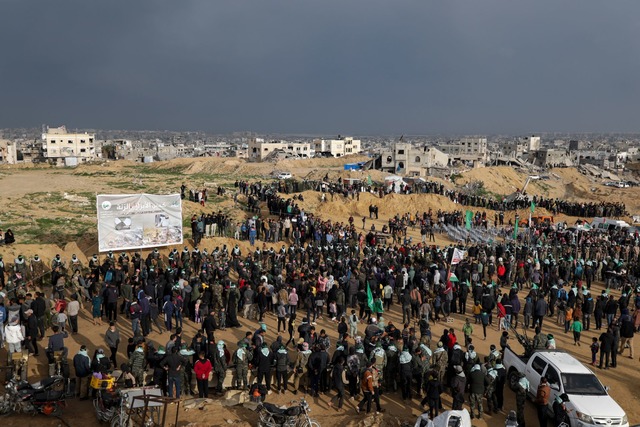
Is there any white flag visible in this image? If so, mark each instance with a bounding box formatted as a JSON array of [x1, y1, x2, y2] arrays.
[[451, 248, 466, 265]]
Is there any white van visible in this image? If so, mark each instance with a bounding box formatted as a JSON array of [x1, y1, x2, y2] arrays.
[[590, 217, 629, 232]]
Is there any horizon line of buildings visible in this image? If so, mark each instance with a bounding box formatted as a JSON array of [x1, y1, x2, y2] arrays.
[[0, 126, 637, 177]]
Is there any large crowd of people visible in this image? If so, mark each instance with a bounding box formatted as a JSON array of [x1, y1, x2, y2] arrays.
[[282, 176, 627, 219], [1, 180, 639, 425]]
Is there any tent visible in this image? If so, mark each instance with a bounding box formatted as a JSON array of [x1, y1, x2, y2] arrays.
[[384, 175, 406, 193]]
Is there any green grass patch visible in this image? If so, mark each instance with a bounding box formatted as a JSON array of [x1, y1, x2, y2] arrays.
[[129, 165, 188, 176], [15, 217, 95, 246]]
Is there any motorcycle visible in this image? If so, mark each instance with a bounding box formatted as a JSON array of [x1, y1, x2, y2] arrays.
[[15, 375, 65, 395], [0, 375, 67, 416], [256, 398, 320, 427]]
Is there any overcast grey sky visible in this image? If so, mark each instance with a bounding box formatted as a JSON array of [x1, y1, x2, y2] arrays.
[[1, 0, 639, 135]]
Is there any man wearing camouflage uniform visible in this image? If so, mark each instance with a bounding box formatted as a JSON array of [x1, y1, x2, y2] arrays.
[[233, 342, 249, 390], [129, 341, 147, 386], [371, 343, 387, 389], [179, 346, 195, 395], [213, 340, 228, 394], [433, 342, 448, 385], [384, 339, 399, 392], [293, 342, 312, 394], [485, 365, 499, 414], [192, 247, 202, 273], [69, 254, 83, 275], [14, 254, 28, 279], [30, 254, 46, 288], [51, 254, 66, 271], [89, 254, 101, 278], [516, 371, 530, 427], [532, 327, 548, 350], [468, 363, 485, 419], [212, 282, 223, 311]]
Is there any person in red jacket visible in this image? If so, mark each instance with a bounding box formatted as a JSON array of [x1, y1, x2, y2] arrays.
[[194, 351, 213, 398]]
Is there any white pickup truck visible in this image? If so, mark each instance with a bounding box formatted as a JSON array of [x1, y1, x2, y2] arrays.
[[503, 348, 628, 427]]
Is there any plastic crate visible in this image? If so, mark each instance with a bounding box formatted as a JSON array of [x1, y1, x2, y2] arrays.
[[90, 375, 115, 390]]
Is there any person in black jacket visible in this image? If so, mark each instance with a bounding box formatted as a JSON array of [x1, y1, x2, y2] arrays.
[[24, 309, 39, 356], [148, 345, 168, 395], [275, 343, 290, 393], [32, 292, 47, 339], [618, 309, 635, 358], [421, 371, 443, 418], [297, 317, 311, 343], [201, 311, 217, 343], [73, 345, 92, 400], [328, 357, 347, 410], [598, 328, 614, 369], [91, 348, 112, 374], [162, 347, 187, 398], [254, 343, 274, 393]]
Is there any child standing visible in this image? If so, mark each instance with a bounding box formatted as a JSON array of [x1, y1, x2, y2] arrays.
[[329, 301, 337, 322], [462, 318, 474, 347], [57, 308, 68, 332], [564, 306, 573, 334], [590, 337, 599, 365], [473, 301, 482, 324], [571, 317, 583, 346]]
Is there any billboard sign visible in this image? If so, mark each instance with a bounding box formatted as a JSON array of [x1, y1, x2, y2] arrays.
[[97, 193, 183, 252]]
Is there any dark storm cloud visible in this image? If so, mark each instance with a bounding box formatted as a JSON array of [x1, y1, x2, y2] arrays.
[[1, 0, 639, 134]]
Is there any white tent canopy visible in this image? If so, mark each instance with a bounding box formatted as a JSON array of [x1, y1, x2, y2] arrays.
[[384, 175, 406, 193]]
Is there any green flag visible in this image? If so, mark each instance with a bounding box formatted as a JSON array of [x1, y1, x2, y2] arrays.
[[374, 297, 384, 314], [513, 220, 519, 239], [465, 210, 473, 230], [367, 281, 375, 312], [367, 175, 372, 186], [530, 200, 535, 213]]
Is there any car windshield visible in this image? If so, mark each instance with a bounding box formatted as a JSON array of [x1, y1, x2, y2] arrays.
[[562, 373, 607, 395]]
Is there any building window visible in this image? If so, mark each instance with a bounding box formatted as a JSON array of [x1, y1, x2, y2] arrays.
[[50, 140, 56, 144], [68, 140, 73, 144], [81, 140, 86, 143], [415, 156, 421, 162], [398, 150, 405, 155], [80, 148, 86, 153], [398, 161, 405, 169], [386, 156, 393, 163]]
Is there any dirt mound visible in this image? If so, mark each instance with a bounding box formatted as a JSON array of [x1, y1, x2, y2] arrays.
[[308, 191, 488, 222]]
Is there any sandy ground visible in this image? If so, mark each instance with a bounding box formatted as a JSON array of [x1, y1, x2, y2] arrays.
[[0, 159, 639, 426], [2, 281, 638, 427]]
